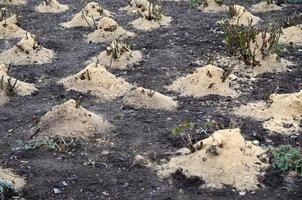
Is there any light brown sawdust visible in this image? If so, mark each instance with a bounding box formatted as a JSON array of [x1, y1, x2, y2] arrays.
[[131, 15, 172, 31], [59, 63, 132, 101], [0, 33, 55, 65], [0, 168, 26, 191], [123, 87, 178, 111], [198, 0, 227, 13], [61, 2, 113, 28], [0, 15, 28, 39], [30, 99, 112, 140], [236, 91, 302, 134], [167, 64, 237, 97], [86, 41, 143, 70], [35, 0, 69, 13], [250, 1, 282, 13], [87, 17, 135, 43], [0, 64, 37, 106], [158, 128, 269, 191], [229, 5, 260, 26], [120, 0, 150, 14], [0, 0, 26, 5], [279, 25, 302, 46]]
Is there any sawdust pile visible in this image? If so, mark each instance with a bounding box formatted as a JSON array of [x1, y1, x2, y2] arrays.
[[0, 168, 26, 191], [229, 5, 260, 26], [120, 0, 150, 14], [61, 2, 113, 28], [250, 1, 282, 13], [167, 64, 237, 97], [59, 63, 132, 101], [0, 64, 37, 106], [87, 17, 135, 43], [86, 41, 143, 69], [236, 91, 302, 134], [35, 0, 69, 13], [158, 128, 269, 191], [30, 99, 112, 140], [198, 0, 227, 13], [279, 25, 302, 46], [122, 87, 178, 111], [0, 14, 28, 39], [0, 0, 27, 5], [0, 33, 55, 65]]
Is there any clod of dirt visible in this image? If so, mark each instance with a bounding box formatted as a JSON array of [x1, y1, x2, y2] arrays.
[[167, 64, 237, 97], [279, 25, 302, 46], [87, 17, 135, 43], [250, 1, 283, 13], [0, 33, 55, 65], [131, 14, 172, 31], [0, 64, 37, 106], [59, 63, 132, 101], [61, 2, 113, 28], [86, 41, 143, 69], [120, 0, 150, 14], [0, 168, 26, 192], [228, 5, 260, 26], [30, 99, 112, 140], [0, 15, 28, 39], [158, 128, 269, 191], [236, 91, 302, 135], [122, 87, 178, 111], [0, 0, 27, 5], [35, 0, 69, 13], [198, 0, 227, 13]]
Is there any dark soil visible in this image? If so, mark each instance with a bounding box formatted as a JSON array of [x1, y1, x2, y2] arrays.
[[0, 0, 302, 199]]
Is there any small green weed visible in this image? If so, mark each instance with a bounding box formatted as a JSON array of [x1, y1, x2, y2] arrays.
[[25, 136, 76, 152], [272, 145, 302, 175]]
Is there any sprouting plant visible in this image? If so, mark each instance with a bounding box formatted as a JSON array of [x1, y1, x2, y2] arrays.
[[0, 7, 10, 21], [188, 0, 203, 8], [271, 145, 302, 175], [227, 4, 239, 18], [283, 12, 302, 28], [25, 136, 76, 153], [265, 0, 273, 4], [172, 121, 197, 152], [106, 40, 131, 67], [43, 0, 52, 5], [81, 10, 94, 29], [139, 0, 164, 21], [0, 76, 18, 96], [0, 177, 15, 199], [222, 21, 281, 67]]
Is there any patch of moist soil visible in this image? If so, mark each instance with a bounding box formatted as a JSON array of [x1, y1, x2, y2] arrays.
[[0, 0, 301, 199]]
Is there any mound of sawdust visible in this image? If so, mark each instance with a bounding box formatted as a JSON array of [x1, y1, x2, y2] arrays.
[[229, 5, 260, 26], [158, 128, 269, 191], [0, 15, 28, 39], [87, 17, 135, 43], [236, 91, 302, 134], [120, 0, 150, 14], [30, 99, 112, 140], [131, 15, 172, 31], [59, 63, 132, 101], [0, 0, 26, 5], [167, 64, 237, 97], [250, 1, 283, 13], [0, 34, 54, 65], [123, 87, 178, 111], [0, 64, 37, 106], [86, 41, 143, 69], [61, 2, 112, 28], [279, 25, 302, 46], [0, 168, 26, 191], [198, 0, 227, 13], [35, 0, 69, 13]]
